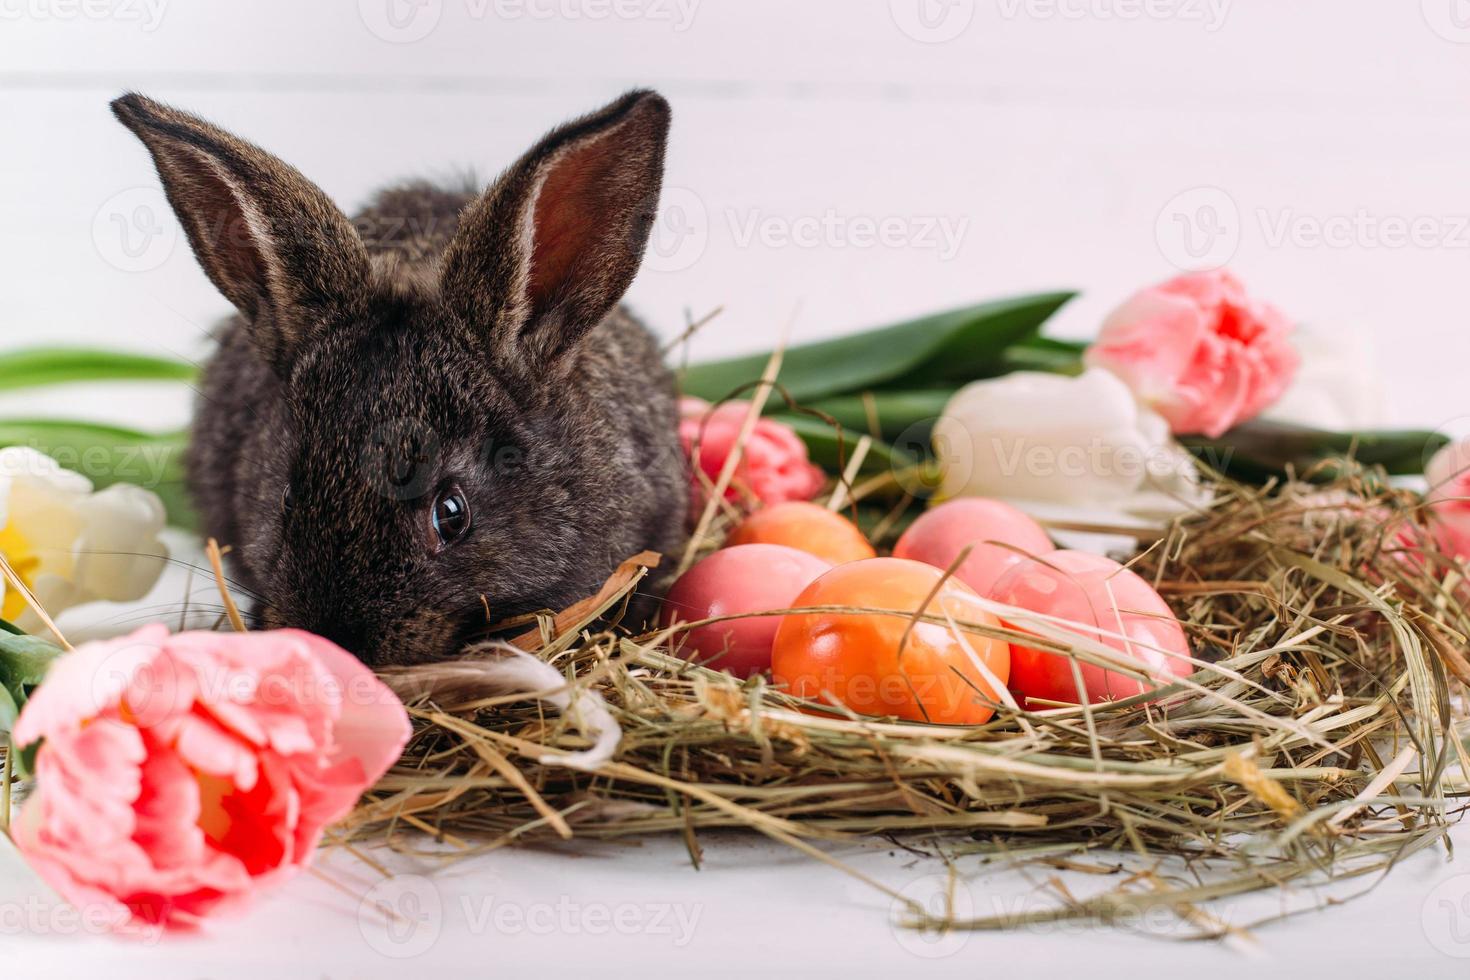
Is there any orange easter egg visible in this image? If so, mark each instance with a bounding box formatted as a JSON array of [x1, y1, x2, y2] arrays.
[[771, 557, 1010, 725], [726, 501, 876, 565]]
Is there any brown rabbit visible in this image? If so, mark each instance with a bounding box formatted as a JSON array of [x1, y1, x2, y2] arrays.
[[112, 90, 688, 665]]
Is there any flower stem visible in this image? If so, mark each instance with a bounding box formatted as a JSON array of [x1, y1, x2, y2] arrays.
[[1, 737, 11, 836]]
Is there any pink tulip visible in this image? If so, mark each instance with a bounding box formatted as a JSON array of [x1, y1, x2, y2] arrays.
[[10, 624, 410, 933], [1426, 437, 1470, 560], [679, 397, 825, 507], [1085, 270, 1299, 439]]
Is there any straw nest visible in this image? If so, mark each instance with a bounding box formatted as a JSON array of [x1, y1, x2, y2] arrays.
[[346, 462, 1470, 936]]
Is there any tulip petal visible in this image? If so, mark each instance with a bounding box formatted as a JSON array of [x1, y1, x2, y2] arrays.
[[11, 623, 169, 747]]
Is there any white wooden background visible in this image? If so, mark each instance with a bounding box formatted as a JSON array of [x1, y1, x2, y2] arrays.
[[5, 0, 1470, 432], [3, 2, 1470, 976]]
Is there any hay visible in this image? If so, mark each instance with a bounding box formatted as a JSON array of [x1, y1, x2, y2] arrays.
[[345, 462, 1469, 935]]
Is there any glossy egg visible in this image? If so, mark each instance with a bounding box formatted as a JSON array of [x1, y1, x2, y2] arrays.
[[771, 557, 1010, 725], [726, 501, 876, 565], [893, 498, 1055, 596], [660, 544, 834, 677], [990, 549, 1192, 707]]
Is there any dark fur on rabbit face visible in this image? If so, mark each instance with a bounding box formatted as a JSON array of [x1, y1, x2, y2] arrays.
[[111, 91, 688, 665]]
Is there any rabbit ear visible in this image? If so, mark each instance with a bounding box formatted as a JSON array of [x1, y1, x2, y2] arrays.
[[440, 90, 669, 371], [110, 93, 370, 369]]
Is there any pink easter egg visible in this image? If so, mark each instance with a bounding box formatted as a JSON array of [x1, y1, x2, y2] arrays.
[[660, 544, 833, 677], [894, 498, 1055, 596], [990, 549, 1192, 707]]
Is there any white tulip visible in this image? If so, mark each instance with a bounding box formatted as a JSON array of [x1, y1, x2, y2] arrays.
[[1263, 323, 1385, 431], [932, 368, 1209, 527], [0, 447, 168, 630]]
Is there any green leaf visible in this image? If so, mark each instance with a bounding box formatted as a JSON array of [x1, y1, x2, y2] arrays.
[[0, 633, 63, 689], [0, 686, 18, 734], [0, 347, 196, 392], [15, 739, 38, 778], [1184, 421, 1447, 479], [781, 389, 955, 446], [0, 618, 22, 637], [0, 419, 196, 529], [995, 336, 1088, 375], [0, 632, 63, 738], [679, 291, 1076, 403], [780, 416, 916, 476]]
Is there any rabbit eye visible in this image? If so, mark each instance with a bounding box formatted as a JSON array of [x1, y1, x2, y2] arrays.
[[430, 485, 471, 550], [282, 486, 294, 514]]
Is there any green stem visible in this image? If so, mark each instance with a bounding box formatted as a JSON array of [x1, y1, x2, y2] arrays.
[[0, 347, 197, 392], [1, 736, 11, 835]]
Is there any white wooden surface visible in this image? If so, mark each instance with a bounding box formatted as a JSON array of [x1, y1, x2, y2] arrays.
[[3, 2, 1470, 975]]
